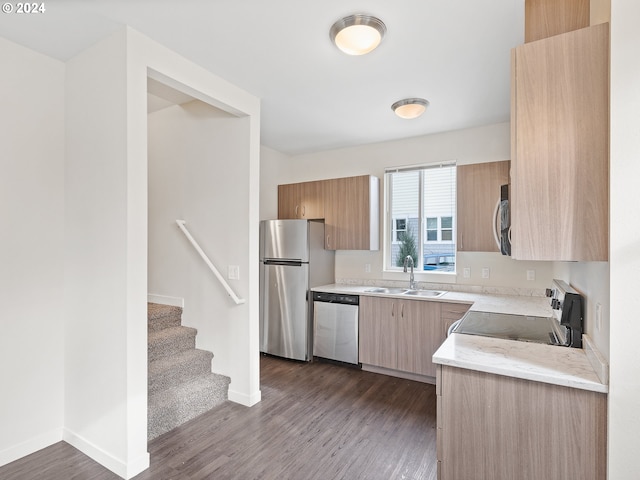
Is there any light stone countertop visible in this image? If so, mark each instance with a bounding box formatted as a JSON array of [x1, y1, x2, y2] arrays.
[[311, 283, 608, 393], [433, 333, 607, 393], [312, 283, 553, 317]]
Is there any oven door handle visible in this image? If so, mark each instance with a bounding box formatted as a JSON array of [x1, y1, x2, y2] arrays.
[[447, 319, 462, 337]]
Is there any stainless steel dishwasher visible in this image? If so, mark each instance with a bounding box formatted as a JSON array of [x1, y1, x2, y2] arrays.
[[312, 291, 359, 365]]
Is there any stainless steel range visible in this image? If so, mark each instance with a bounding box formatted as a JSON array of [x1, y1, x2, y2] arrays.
[[452, 279, 584, 348]]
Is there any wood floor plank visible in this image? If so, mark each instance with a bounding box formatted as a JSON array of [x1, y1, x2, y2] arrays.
[[0, 355, 437, 480]]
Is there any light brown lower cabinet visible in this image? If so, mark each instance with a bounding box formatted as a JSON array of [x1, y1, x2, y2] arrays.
[[436, 365, 607, 480], [358, 296, 397, 370], [439, 302, 470, 338], [359, 297, 467, 377]]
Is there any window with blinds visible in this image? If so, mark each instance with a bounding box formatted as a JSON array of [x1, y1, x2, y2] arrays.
[[385, 163, 456, 272]]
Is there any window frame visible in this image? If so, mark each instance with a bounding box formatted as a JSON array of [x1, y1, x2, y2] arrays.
[[384, 162, 457, 274], [440, 216, 454, 242], [425, 217, 438, 242], [392, 217, 408, 244]]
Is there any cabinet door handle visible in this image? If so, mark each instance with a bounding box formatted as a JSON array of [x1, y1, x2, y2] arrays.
[[295, 205, 299, 217], [326, 234, 331, 248], [401, 303, 405, 318], [302, 205, 306, 216], [392, 303, 395, 318]]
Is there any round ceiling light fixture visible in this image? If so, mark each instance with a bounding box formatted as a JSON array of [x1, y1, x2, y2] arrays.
[[391, 98, 430, 119], [330, 14, 387, 55]]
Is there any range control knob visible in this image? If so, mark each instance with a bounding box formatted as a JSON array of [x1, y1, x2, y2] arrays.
[[545, 288, 555, 298], [551, 299, 561, 310]]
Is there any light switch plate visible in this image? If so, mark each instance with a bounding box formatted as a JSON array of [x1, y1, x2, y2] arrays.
[[228, 265, 240, 280], [481, 267, 490, 279], [526, 270, 536, 281], [463, 267, 471, 278]]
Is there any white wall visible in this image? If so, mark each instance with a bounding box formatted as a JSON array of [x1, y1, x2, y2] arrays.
[[0, 38, 65, 466], [63, 26, 263, 478], [264, 122, 557, 291], [133, 27, 262, 408], [148, 100, 256, 402], [0, 26, 261, 477], [608, 1, 640, 477], [64, 29, 148, 479], [567, 263, 610, 360], [260, 146, 290, 220]]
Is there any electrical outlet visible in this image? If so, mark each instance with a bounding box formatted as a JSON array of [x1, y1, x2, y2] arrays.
[[526, 270, 536, 281], [481, 267, 490, 279], [228, 265, 240, 280], [365, 263, 371, 273], [596, 303, 602, 331], [463, 267, 471, 278]]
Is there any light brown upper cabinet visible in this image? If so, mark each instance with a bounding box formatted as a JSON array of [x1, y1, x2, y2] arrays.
[[525, 0, 589, 42], [510, 23, 609, 261], [323, 175, 379, 251], [277, 175, 380, 251], [277, 180, 324, 220], [457, 161, 510, 252]]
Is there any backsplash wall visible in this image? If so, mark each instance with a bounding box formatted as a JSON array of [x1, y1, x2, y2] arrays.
[[261, 122, 557, 291]]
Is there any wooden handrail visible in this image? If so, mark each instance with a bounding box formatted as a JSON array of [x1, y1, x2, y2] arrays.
[[175, 220, 246, 305]]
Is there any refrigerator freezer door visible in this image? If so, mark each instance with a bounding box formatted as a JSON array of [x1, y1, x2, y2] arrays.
[[260, 219, 309, 262], [260, 262, 310, 360]]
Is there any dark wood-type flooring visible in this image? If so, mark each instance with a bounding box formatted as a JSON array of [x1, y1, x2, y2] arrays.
[[1, 355, 438, 480]]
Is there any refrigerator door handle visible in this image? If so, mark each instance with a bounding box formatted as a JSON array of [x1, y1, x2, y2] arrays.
[[263, 259, 303, 266]]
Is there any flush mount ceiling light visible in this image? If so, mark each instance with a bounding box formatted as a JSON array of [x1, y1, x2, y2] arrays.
[[391, 98, 430, 119], [330, 14, 387, 55]]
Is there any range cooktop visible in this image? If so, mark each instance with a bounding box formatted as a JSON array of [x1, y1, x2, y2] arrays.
[[453, 311, 559, 345], [451, 279, 584, 348]]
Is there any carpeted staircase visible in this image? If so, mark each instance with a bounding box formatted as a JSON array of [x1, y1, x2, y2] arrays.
[[148, 302, 230, 441]]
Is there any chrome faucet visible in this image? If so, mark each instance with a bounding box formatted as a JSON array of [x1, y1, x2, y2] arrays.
[[403, 255, 416, 290]]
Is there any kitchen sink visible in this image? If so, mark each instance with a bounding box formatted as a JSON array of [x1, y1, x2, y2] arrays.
[[363, 287, 408, 294], [363, 287, 446, 298], [403, 289, 446, 298]]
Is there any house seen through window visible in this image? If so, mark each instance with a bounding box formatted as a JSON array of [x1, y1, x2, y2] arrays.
[[386, 163, 456, 272]]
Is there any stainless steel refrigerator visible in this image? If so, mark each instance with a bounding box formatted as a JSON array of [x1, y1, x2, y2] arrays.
[[259, 219, 335, 361]]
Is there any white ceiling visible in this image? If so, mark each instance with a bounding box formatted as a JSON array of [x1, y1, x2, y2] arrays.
[[0, 1, 524, 155]]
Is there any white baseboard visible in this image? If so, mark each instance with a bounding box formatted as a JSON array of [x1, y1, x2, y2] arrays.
[[63, 429, 149, 480], [0, 428, 63, 468], [147, 294, 184, 308], [228, 388, 262, 407]]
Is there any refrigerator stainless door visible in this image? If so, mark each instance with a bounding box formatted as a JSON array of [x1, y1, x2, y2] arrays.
[[260, 261, 310, 360], [260, 219, 309, 262]]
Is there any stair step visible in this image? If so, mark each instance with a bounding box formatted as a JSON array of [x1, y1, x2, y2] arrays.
[[148, 372, 230, 440], [148, 348, 214, 395], [148, 326, 197, 362], [148, 303, 183, 332]]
